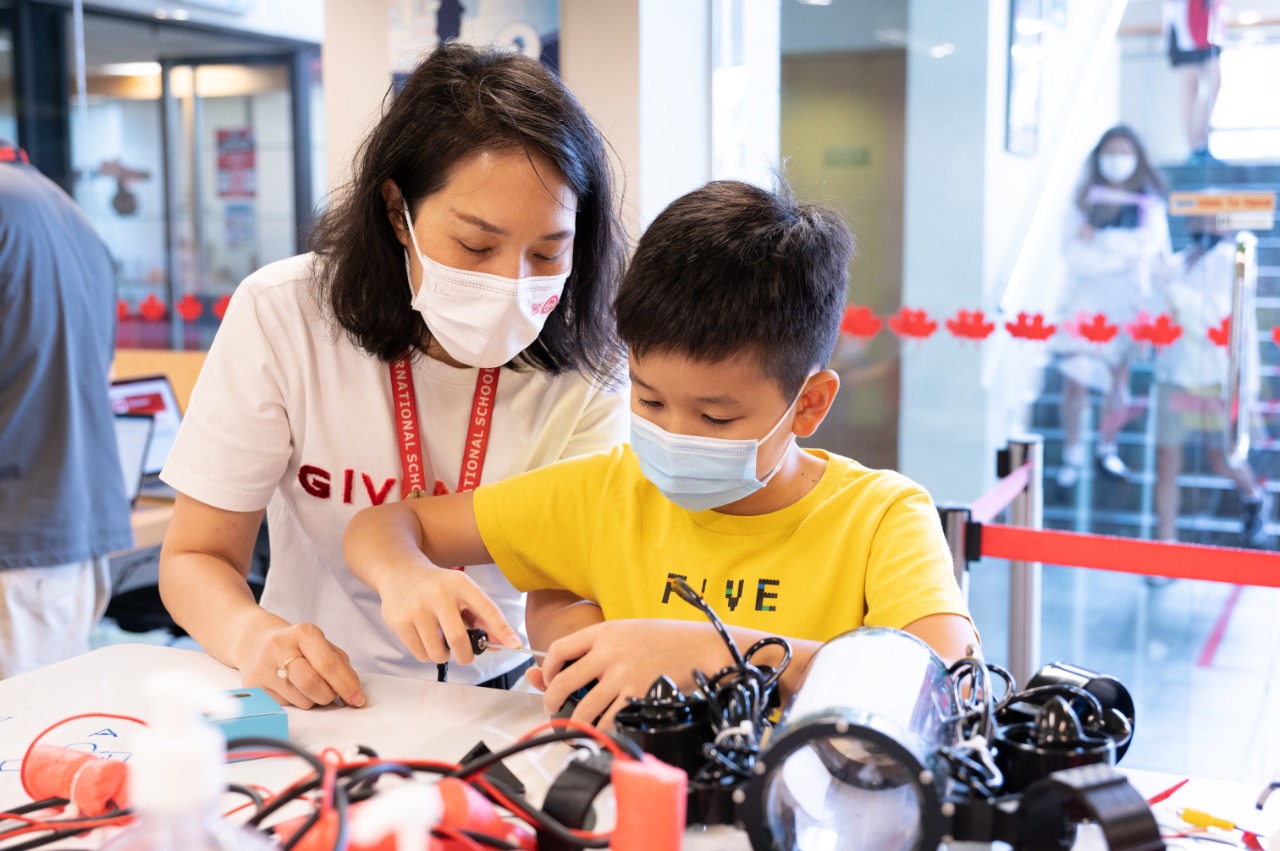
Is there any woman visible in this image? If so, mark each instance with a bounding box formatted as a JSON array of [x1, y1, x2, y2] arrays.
[[158, 43, 627, 708], [1054, 125, 1170, 488]]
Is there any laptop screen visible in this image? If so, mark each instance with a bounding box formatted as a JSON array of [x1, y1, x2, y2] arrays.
[[108, 375, 182, 477], [113, 413, 154, 507]]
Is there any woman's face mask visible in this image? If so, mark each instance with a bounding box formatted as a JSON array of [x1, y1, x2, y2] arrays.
[[1098, 153, 1138, 185], [402, 201, 571, 368]]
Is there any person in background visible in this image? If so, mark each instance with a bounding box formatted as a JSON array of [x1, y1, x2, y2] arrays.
[[158, 43, 628, 708], [1053, 125, 1171, 489], [1154, 215, 1269, 549], [1163, 0, 1226, 164], [344, 180, 977, 726], [0, 142, 133, 677]]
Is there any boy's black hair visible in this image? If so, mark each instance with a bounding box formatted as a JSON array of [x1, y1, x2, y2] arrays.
[[615, 180, 854, 398]]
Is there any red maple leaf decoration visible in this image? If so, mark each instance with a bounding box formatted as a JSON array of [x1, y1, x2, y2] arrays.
[[887, 307, 938, 340], [1075, 312, 1119, 344], [116, 299, 129, 320], [1141, 313, 1182, 348], [945, 309, 996, 341], [840, 305, 883, 340], [176, 293, 204, 323], [213, 294, 232, 321], [1208, 316, 1231, 347], [138, 293, 167, 322], [1004, 312, 1057, 341]]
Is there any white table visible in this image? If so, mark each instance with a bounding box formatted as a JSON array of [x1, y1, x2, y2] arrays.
[[0, 646, 1273, 850]]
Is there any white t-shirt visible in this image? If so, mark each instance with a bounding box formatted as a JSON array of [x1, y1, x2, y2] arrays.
[[162, 254, 628, 685]]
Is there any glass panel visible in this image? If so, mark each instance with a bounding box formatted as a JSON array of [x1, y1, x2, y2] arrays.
[[69, 55, 167, 348], [171, 62, 295, 350], [780, 0, 1280, 787]]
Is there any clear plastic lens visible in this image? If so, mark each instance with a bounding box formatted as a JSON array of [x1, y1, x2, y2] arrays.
[[764, 736, 923, 851]]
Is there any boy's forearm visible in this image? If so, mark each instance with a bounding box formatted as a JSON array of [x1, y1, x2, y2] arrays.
[[526, 589, 603, 650], [344, 503, 433, 594]]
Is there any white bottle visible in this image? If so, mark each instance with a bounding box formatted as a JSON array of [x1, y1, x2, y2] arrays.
[[102, 672, 276, 851]]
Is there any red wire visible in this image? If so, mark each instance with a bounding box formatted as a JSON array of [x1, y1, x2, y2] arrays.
[[19, 712, 147, 800], [0, 812, 135, 842], [515, 718, 635, 760], [433, 823, 490, 851]]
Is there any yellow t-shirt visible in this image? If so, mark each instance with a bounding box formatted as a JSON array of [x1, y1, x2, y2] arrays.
[[472, 446, 969, 643]]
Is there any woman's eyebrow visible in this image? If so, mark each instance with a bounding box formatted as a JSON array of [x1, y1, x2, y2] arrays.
[[453, 209, 573, 242]]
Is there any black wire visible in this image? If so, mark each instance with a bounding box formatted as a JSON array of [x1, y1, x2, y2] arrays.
[[226, 783, 266, 812], [457, 828, 522, 850], [664, 577, 790, 785], [448, 728, 643, 779], [0, 800, 68, 820], [0, 807, 133, 851]]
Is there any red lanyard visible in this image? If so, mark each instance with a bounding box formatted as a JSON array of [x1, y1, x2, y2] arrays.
[[389, 360, 499, 499]]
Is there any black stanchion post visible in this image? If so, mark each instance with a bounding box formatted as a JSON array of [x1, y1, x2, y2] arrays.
[[938, 504, 975, 603]]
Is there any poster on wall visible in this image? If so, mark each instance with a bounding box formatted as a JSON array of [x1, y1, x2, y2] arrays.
[[225, 202, 256, 250], [387, 0, 560, 77], [216, 128, 256, 198]]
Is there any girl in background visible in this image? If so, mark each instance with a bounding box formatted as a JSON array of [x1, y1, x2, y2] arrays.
[[1054, 125, 1171, 488]]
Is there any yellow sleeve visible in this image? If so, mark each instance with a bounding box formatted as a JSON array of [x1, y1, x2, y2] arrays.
[[471, 448, 623, 601], [863, 486, 972, 631]]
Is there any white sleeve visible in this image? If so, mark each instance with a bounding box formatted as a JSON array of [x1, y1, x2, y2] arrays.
[[559, 373, 630, 460], [160, 280, 294, 511]]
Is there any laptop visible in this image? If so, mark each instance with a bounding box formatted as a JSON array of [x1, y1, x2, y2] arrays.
[[113, 413, 154, 508], [108, 375, 182, 500]]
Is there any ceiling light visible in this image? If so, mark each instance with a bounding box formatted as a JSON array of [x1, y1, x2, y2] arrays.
[[1237, 11, 1262, 24], [97, 62, 163, 77]]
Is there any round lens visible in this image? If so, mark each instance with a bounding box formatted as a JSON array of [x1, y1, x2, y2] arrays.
[[764, 735, 923, 851]]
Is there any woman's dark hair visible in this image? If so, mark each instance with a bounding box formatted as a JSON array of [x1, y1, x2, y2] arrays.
[[1076, 124, 1168, 229], [615, 180, 854, 400], [309, 42, 624, 378]]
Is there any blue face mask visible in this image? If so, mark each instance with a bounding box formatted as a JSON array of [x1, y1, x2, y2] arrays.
[[630, 399, 797, 512]]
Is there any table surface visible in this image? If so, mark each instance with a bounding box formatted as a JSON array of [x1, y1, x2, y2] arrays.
[[0, 645, 1272, 850]]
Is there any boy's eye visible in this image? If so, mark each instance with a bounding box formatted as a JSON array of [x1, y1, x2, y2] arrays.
[[702, 415, 735, 427], [637, 398, 663, 409]]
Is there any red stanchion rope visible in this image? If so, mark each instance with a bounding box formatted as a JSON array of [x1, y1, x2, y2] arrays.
[[981, 524, 1280, 587], [970, 461, 1032, 524]]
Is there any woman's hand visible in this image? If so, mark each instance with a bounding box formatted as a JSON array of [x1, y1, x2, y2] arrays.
[[376, 564, 521, 666], [236, 620, 366, 710], [534, 619, 733, 727]]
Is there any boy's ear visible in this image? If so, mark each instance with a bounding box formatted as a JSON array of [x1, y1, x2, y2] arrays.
[[380, 179, 412, 249], [792, 369, 840, 439]]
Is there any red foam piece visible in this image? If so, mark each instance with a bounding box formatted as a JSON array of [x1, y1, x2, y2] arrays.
[[611, 755, 687, 851], [22, 744, 128, 816]]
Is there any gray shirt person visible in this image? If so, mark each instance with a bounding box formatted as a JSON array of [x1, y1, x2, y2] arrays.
[[0, 144, 131, 673]]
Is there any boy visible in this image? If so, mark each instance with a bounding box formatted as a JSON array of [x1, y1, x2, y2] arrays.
[[344, 180, 976, 724]]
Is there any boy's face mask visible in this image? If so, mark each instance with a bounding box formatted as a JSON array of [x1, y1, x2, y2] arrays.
[[629, 397, 798, 512], [402, 201, 571, 368]]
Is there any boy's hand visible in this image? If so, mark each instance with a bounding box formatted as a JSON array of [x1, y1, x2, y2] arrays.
[[238, 621, 366, 709], [536, 619, 733, 727], [377, 565, 521, 665]]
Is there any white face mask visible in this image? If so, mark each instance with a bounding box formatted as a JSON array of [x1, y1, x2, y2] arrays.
[[1098, 153, 1138, 185], [402, 202, 571, 368], [630, 398, 797, 512]]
